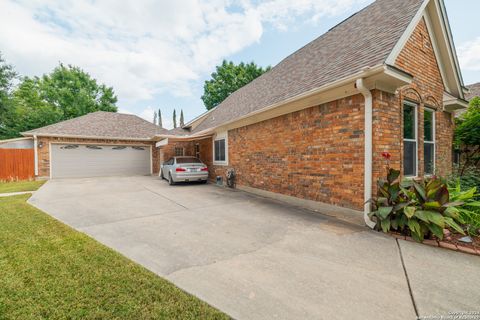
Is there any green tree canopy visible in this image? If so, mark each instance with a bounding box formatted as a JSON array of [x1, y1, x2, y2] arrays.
[[0, 63, 118, 139], [180, 109, 184, 127], [455, 97, 480, 172], [173, 109, 177, 128], [0, 53, 17, 136], [201, 60, 271, 110]]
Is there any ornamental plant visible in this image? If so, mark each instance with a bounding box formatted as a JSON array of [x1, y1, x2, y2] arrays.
[[369, 152, 466, 242], [448, 181, 480, 236]]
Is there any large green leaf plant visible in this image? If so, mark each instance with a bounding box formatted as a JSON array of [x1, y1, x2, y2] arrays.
[[369, 153, 466, 242]]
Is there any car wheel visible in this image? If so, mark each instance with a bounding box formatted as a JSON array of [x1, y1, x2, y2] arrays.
[[160, 169, 164, 180], [168, 173, 175, 185], [201, 180, 207, 184]]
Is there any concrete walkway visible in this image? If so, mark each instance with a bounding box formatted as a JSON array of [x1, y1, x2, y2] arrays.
[[0, 191, 35, 197], [29, 176, 480, 320]]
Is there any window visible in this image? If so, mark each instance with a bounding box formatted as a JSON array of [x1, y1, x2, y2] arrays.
[[403, 102, 417, 177], [60, 145, 79, 149], [86, 145, 102, 150], [174, 147, 184, 156], [424, 108, 435, 175], [213, 132, 228, 165], [214, 139, 225, 162]]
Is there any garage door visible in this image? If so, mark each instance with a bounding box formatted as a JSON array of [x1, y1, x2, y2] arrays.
[[51, 144, 151, 178]]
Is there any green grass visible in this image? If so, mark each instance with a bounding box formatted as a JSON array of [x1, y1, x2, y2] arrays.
[[0, 195, 229, 320], [0, 180, 46, 194]]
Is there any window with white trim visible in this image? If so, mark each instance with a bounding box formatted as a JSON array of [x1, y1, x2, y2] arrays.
[[424, 108, 435, 175], [403, 102, 418, 177], [214, 139, 225, 161], [213, 132, 228, 165]]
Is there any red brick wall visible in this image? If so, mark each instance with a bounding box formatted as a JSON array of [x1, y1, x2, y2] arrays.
[[372, 90, 402, 189], [203, 95, 366, 210], [393, 17, 454, 177], [158, 18, 454, 212], [37, 137, 159, 177]]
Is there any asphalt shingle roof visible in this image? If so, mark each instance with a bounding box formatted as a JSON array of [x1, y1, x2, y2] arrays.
[[466, 83, 480, 101], [192, 0, 425, 133], [23, 111, 167, 140]]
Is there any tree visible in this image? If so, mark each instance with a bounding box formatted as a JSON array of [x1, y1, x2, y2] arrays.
[[153, 110, 158, 125], [158, 108, 163, 128], [201, 60, 271, 110], [0, 53, 17, 138], [173, 109, 177, 128], [35, 64, 117, 119], [7, 78, 63, 137], [180, 109, 184, 127], [455, 97, 480, 174], [0, 63, 118, 139]]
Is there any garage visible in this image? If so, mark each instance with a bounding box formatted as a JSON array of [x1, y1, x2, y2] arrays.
[[51, 144, 151, 178]]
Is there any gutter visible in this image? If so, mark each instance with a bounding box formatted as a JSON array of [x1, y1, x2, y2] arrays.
[[159, 64, 390, 140], [356, 78, 376, 229], [22, 133, 155, 142]]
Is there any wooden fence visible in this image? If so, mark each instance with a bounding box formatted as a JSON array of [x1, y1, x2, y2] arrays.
[[0, 149, 35, 181]]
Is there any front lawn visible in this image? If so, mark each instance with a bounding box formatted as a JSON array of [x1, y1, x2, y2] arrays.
[[0, 195, 229, 319], [0, 180, 46, 194]]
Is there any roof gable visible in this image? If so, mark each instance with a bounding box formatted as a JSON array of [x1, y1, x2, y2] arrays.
[[23, 111, 167, 140], [386, 0, 465, 98]]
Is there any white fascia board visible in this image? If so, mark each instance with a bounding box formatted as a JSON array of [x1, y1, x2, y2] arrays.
[[443, 98, 469, 111], [20, 133, 154, 141], [434, 0, 465, 96], [183, 107, 216, 129], [383, 65, 414, 84], [156, 139, 169, 147], [191, 64, 387, 137], [0, 136, 33, 143], [385, 0, 431, 65]]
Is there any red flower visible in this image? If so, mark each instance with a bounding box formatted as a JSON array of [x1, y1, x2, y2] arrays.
[[381, 152, 391, 160]]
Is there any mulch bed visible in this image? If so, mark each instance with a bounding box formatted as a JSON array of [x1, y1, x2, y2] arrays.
[[390, 232, 480, 256]]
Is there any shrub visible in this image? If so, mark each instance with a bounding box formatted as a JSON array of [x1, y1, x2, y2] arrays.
[[369, 152, 465, 242], [448, 165, 480, 196], [449, 181, 480, 237]]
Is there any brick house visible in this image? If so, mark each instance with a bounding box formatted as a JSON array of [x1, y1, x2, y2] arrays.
[[154, 0, 467, 221], [18, 0, 467, 225]]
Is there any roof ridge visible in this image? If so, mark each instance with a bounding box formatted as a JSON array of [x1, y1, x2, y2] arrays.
[[214, 2, 379, 111], [191, 0, 426, 133], [22, 112, 98, 134]]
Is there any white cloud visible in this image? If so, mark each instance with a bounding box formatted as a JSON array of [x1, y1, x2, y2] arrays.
[[458, 37, 480, 71], [0, 0, 368, 108]]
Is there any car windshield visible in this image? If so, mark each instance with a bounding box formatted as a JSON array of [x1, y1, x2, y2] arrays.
[[176, 157, 202, 164]]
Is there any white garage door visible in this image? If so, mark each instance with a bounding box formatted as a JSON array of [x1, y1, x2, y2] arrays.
[[51, 144, 151, 178]]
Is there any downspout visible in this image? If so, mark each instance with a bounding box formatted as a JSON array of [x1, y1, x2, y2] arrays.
[[356, 79, 376, 229], [33, 135, 38, 177]]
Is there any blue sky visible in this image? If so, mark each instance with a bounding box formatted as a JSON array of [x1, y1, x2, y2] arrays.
[[0, 0, 478, 128]]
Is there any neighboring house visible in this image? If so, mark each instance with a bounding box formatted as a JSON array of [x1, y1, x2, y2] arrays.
[[456, 82, 479, 117], [14, 0, 467, 223], [0, 137, 34, 149], [465, 83, 480, 101]]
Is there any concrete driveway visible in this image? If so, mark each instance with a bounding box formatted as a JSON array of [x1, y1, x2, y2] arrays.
[[29, 176, 480, 320]]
